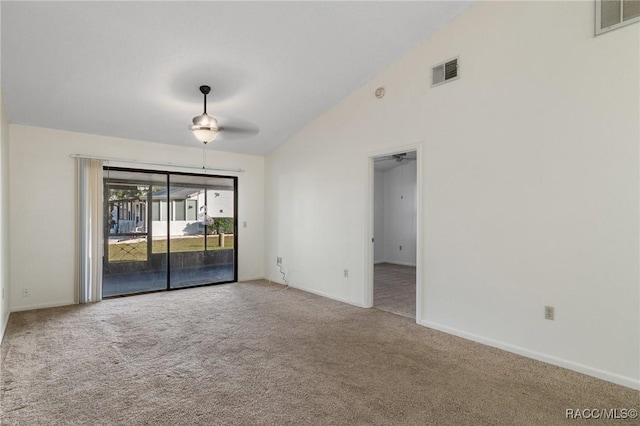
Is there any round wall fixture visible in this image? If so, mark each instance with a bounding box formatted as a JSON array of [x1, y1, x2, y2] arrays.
[[375, 87, 385, 99]]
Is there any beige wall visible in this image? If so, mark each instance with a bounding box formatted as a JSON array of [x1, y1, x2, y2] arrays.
[[265, 1, 639, 388], [9, 125, 265, 312]]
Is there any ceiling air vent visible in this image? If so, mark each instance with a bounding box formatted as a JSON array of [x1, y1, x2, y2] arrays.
[[431, 57, 459, 87]]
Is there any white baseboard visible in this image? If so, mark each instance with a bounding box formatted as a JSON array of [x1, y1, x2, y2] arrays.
[[419, 320, 640, 391], [268, 278, 365, 308], [292, 284, 365, 308], [238, 276, 266, 282], [10, 300, 74, 312]]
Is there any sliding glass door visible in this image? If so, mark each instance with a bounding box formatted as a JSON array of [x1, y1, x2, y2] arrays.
[[102, 168, 237, 297], [168, 174, 235, 289]]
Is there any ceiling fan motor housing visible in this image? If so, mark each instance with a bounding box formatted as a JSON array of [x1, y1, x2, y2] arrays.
[[192, 113, 218, 128]]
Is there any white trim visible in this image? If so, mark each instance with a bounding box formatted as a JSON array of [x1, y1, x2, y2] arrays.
[[415, 147, 424, 322], [70, 154, 245, 173], [277, 280, 366, 308], [365, 159, 375, 308], [10, 300, 75, 312], [419, 320, 640, 390], [366, 143, 423, 322], [238, 276, 266, 282], [0, 309, 10, 345]]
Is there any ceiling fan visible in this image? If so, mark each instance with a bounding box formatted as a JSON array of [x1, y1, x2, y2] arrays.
[[374, 153, 415, 163], [189, 85, 259, 145]]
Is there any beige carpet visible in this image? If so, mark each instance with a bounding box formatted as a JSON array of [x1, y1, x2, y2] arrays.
[[374, 263, 416, 319], [1, 281, 637, 425]]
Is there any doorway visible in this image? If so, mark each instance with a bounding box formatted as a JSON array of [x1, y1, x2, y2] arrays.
[[102, 167, 237, 297], [371, 151, 418, 319]]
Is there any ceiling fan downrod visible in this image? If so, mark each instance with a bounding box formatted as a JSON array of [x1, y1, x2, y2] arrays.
[[200, 85, 210, 114]]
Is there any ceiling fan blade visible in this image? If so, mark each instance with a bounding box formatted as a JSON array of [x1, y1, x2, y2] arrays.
[[216, 116, 260, 142]]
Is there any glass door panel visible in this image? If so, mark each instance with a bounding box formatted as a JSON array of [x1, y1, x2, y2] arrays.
[[168, 174, 236, 289], [102, 170, 168, 297], [167, 185, 206, 288]]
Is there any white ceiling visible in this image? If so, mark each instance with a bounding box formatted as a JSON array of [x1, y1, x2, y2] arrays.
[[1, 1, 471, 156]]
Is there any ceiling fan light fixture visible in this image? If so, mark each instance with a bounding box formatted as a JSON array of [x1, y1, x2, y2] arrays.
[[191, 126, 219, 144], [190, 85, 220, 144], [191, 113, 219, 143]]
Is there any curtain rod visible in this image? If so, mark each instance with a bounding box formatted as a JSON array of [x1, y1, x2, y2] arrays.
[[70, 154, 245, 173]]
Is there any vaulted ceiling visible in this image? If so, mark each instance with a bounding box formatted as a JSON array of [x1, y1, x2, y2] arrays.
[[1, 1, 472, 155]]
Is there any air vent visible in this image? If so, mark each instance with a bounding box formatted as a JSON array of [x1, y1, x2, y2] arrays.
[[596, 0, 640, 35], [431, 57, 459, 87]]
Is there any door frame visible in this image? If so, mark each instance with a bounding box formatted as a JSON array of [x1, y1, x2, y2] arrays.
[[364, 143, 423, 322]]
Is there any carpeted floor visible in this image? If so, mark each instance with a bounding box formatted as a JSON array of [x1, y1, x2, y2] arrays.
[[374, 263, 416, 319], [1, 280, 637, 425]]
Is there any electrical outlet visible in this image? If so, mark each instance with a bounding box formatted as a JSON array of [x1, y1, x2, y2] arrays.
[[22, 288, 29, 298], [243, 221, 247, 228], [545, 306, 554, 320], [344, 269, 349, 278], [276, 257, 282, 265]]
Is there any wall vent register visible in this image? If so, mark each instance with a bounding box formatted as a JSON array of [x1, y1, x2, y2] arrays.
[[596, 0, 640, 35], [431, 57, 459, 87]]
